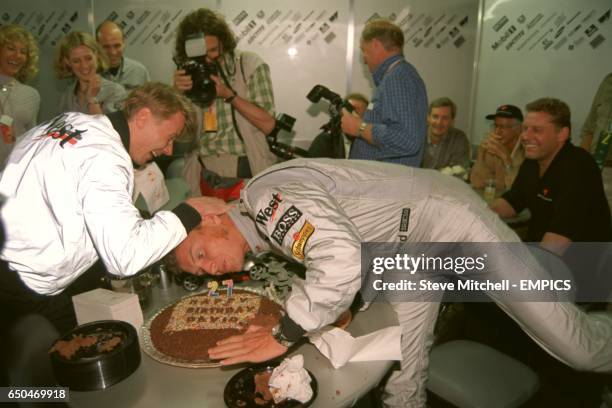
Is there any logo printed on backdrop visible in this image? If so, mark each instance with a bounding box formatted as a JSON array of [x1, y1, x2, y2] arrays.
[[231, 8, 340, 47], [489, 7, 611, 52], [378, 10, 470, 50]]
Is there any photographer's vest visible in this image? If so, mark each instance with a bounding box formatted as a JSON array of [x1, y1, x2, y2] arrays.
[[200, 51, 277, 178]]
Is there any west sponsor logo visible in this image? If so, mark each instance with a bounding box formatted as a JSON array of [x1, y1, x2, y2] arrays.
[[256, 193, 282, 226], [39, 114, 87, 147], [271, 206, 303, 245], [292, 221, 315, 260]]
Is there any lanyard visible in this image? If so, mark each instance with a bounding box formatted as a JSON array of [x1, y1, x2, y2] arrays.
[[385, 59, 401, 77]]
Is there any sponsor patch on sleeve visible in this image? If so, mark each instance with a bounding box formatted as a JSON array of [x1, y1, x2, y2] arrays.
[[398, 208, 410, 241], [271, 205, 302, 245], [400, 208, 410, 232], [291, 221, 315, 260]]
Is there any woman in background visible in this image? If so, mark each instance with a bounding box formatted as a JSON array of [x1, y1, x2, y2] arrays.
[[54, 31, 126, 115], [0, 24, 40, 167]]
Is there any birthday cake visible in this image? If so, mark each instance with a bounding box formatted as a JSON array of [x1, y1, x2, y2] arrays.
[[149, 289, 282, 362]]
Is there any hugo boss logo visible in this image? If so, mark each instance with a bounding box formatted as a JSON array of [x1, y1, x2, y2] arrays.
[[271, 206, 303, 245]]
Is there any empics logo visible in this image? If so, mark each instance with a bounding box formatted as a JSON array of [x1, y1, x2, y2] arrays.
[[292, 221, 315, 260], [256, 193, 282, 226], [271, 206, 302, 245]]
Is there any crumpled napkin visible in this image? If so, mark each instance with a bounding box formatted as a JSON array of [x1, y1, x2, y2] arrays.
[[440, 165, 467, 178], [308, 326, 402, 369], [269, 354, 313, 403]]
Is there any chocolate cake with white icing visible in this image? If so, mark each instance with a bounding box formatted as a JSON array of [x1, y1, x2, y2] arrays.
[[150, 290, 281, 362]]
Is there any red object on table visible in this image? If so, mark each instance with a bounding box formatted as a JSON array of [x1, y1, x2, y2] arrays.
[[200, 178, 244, 202]]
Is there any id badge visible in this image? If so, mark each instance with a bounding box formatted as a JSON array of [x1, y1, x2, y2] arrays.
[[0, 114, 13, 127], [203, 104, 218, 132], [0, 115, 14, 143]]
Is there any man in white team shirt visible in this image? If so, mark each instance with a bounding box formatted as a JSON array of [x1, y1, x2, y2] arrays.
[[0, 82, 227, 333]]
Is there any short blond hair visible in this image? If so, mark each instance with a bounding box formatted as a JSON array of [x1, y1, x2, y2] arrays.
[[362, 19, 404, 50], [0, 24, 39, 82], [124, 82, 197, 142], [526, 97, 571, 132], [54, 31, 109, 79]]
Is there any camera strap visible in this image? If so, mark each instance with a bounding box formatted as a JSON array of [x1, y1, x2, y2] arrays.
[[217, 55, 245, 144]]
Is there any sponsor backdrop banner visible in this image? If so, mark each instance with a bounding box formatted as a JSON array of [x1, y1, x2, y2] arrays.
[[351, 0, 480, 141], [473, 0, 612, 145], [92, 0, 216, 97], [2, 0, 610, 148], [219, 0, 350, 148], [2, 0, 91, 122]]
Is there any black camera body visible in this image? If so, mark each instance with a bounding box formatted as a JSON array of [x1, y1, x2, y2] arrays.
[[307, 84, 354, 135], [179, 59, 218, 108], [267, 113, 307, 160], [307, 85, 354, 115]]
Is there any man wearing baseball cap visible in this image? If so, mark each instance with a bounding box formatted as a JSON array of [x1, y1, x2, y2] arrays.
[[471, 104, 525, 191]]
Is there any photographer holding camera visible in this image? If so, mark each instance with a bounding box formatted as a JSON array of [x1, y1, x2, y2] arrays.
[[173, 8, 277, 179], [308, 92, 369, 159]]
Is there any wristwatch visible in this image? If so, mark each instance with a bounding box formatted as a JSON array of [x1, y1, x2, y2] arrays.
[[271, 323, 295, 348], [357, 121, 367, 138], [224, 93, 236, 104]]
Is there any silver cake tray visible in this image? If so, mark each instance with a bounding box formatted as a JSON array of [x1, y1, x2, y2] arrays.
[[140, 286, 281, 368]]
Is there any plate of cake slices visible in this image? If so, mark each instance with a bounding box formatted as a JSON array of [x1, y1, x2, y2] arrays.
[[140, 286, 283, 368], [49, 320, 140, 390]]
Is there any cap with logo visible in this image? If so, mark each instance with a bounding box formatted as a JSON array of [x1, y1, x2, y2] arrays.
[[485, 105, 523, 121]]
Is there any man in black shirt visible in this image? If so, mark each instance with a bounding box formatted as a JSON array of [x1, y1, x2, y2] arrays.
[[491, 97, 612, 300]]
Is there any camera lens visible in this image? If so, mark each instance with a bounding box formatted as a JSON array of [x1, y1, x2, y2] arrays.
[[182, 60, 217, 108]]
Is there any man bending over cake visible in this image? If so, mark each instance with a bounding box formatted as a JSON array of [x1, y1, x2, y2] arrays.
[[172, 158, 612, 408]]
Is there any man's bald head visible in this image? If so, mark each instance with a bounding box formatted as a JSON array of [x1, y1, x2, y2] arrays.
[[96, 20, 125, 68]]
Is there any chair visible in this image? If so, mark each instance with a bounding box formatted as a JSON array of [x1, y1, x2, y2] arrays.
[[427, 340, 539, 408], [594, 245, 612, 303]]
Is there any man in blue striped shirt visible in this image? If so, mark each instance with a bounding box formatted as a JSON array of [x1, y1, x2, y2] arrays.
[[342, 19, 428, 167]]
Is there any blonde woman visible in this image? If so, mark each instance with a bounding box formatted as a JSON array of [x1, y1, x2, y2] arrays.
[[54, 31, 126, 115], [0, 24, 40, 166]]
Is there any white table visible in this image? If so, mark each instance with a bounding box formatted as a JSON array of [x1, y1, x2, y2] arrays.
[[69, 283, 398, 407]]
